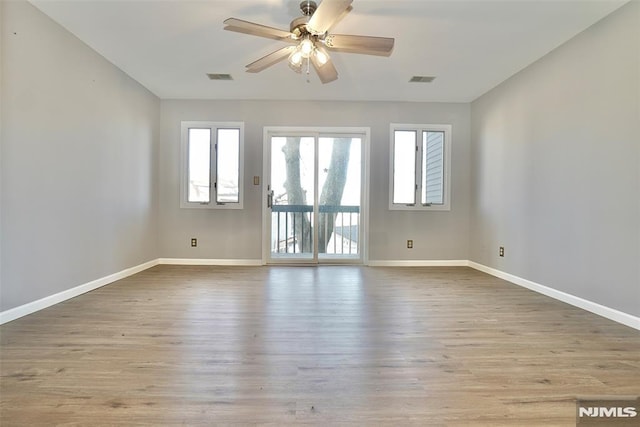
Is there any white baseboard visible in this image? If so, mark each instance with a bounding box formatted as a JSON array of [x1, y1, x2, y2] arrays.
[[0, 259, 159, 325], [158, 258, 263, 266], [468, 261, 640, 331], [368, 260, 469, 267]]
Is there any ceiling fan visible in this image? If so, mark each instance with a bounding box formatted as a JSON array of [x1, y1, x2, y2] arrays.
[[223, 0, 395, 84]]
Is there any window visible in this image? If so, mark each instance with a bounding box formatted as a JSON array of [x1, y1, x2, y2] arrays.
[[389, 124, 451, 210], [181, 121, 244, 209]]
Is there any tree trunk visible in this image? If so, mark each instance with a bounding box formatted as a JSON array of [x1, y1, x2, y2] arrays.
[[318, 138, 351, 253], [282, 138, 312, 253]]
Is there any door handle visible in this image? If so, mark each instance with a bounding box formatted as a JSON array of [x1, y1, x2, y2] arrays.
[[267, 190, 274, 208]]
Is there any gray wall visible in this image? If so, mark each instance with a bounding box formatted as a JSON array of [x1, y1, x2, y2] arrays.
[[159, 100, 471, 261], [1, 1, 160, 311], [470, 2, 640, 316]]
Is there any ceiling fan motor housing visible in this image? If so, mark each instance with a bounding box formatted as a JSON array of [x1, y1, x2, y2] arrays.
[[290, 16, 311, 38], [291, 1, 323, 39]]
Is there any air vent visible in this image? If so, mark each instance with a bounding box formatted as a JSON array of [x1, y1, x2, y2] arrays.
[[207, 73, 233, 80], [409, 76, 436, 83]]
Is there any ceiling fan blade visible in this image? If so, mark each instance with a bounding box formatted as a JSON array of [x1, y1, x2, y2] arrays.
[[324, 34, 394, 56], [311, 53, 338, 84], [224, 18, 293, 41], [246, 46, 296, 73], [307, 0, 353, 35]]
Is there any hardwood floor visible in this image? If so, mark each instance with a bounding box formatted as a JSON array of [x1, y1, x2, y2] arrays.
[[1, 266, 639, 426]]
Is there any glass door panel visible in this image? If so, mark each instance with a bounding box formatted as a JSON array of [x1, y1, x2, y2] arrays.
[[318, 137, 361, 259], [269, 136, 315, 260]]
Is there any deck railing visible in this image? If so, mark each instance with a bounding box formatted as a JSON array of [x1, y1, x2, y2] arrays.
[[271, 205, 360, 255]]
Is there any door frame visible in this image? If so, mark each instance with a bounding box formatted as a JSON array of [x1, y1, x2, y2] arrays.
[[262, 126, 370, 265]]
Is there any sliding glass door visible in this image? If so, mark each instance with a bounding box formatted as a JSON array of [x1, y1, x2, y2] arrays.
[[264, 128, 365, 264]]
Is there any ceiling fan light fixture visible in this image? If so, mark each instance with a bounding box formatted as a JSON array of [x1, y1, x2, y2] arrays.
[[300, 37, 314, 58], [288, 48, 304, 73], [314, 47, 329, 66], [289, 49, 303, 66], [288, 60, 303, 73]]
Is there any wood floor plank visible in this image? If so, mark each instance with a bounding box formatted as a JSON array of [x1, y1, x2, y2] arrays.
[[1, 266, 639, 425]]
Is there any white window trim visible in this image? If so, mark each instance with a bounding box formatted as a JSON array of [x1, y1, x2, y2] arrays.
[[180, 121, 244, 209], [389, 123, 452, 211]]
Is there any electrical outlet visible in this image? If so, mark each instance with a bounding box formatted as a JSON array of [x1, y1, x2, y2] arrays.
[[499, 246, 504, 257], [191, 238, 197, 247], [407, 240, 413, 249]]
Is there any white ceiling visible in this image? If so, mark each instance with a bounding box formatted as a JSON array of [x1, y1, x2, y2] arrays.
[[30, 0, 628, 102]]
